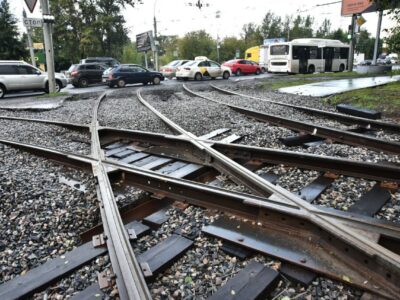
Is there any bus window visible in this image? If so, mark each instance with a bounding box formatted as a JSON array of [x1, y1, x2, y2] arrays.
[[310, 47, 318, 59], [340, 48, 349, 59], [270, 45, 289, 55], [334, 48, 341, 59]]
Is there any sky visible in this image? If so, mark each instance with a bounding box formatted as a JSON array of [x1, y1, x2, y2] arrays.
[[11, 0, 396, 41]]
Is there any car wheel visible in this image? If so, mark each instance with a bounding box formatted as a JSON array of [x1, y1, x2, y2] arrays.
[[79, 78, 89, 88], [117, 79, 126, 88], [236, 69, 242, 76], [194, 73, 202, 81], [255, 69, 261, 75], [308, 65, 315, 74], [0, 84, 6, 99], [339, 64, 345, 72], [153, 76, 161, 85], [222, 71, 230, 80], [261, 67, 266, 73], [55, 80, 62, 93]]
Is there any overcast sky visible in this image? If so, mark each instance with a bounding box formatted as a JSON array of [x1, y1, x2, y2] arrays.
[[11, 0, 396, 41]]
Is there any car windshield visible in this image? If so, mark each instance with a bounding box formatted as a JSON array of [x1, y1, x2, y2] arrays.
[[68, 65, 77, 72], [167, 60, 180, 66], [183, 61, 197, 66]]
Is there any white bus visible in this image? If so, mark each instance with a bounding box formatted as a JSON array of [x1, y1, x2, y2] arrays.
[[268, 39, 350, 74]]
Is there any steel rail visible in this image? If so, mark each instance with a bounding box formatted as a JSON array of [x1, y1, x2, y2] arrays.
[[138, 88, 400, 299], [1, 136, 398, 236], [184, 84, 400, 154], [0, 115, 89, 131], [99, 126, 400, 183], [210, 84, 400, 133], [1, 136, 399, 298], [89, 93, 151, 300]]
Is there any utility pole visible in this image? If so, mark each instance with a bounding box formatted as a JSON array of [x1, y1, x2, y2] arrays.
[[372, 9, 383, 65], [153, 0, 159, 71], [348, 14, 356, 72], [22, 9, 36, 68], [40, 0, 56, 93]]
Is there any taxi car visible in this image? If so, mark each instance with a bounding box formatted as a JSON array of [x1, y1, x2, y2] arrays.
[[176, 57, 231, 81]]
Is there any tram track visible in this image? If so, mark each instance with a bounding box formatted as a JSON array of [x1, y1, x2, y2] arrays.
[[0, 87, 400, 299]]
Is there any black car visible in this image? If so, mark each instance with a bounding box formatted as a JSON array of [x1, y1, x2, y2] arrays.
[[69, 63, 107, 88], [107, 65, 164, 87]]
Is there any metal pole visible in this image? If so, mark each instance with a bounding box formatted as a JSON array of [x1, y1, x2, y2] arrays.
[[153, 0, 158, 71], [216, 37, 220, 63], [40, 0, 56, 93], [26, 29, 37, 68], [144, 51, 148, 69], [372, 10, 383, 65], [348, 14, 356, 72]]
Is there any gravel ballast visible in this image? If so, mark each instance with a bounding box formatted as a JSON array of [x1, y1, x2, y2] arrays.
[[0, 145, 99, 284]]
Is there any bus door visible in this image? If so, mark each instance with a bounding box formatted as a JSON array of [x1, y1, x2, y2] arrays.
[[298, 47, 308, 74], [324, 47, 334, 72]]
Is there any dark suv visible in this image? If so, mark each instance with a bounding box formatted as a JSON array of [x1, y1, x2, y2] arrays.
[[107, 65, 164, 87], [68, 63, 107, 88]]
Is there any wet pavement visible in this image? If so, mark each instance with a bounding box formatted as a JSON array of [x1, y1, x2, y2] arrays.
[[0, 96, 67, 110], [279, 75, 400, 97]]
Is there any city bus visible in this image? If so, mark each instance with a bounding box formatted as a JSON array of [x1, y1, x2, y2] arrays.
[[268, 39, 350, 74]]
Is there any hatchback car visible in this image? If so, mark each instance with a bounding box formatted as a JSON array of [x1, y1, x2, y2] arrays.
[[222, 59, 262, 76], [69, 63, 107, 88], [107, 65, 164, 87], [176, 59, 231, 81], [160, 60, 190, 79], [0, 61, 67, 98]]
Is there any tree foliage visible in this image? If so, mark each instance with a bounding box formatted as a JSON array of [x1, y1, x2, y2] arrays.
[[178, 30, 215, 60], [0, 0, 27, 60]]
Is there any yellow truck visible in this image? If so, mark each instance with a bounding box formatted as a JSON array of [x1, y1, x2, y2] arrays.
[[245, 45, 270, 72]]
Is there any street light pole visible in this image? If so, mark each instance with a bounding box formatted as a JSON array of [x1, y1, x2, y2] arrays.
[[372, 9, 383, 65], [40, 0, 56, 93], [153, 0, 159, 71]]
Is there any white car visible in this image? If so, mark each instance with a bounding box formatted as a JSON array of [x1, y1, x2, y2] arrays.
[[176, 58, 231, 81]]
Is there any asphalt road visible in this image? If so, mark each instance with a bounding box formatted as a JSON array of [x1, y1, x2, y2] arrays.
[[2, 73, 275, 99]]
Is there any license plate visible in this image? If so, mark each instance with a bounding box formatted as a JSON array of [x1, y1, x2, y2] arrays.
[[102, 79, 106, 83]]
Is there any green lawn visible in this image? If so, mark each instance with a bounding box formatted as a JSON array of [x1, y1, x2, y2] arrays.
[[328, 81, 400, 118]]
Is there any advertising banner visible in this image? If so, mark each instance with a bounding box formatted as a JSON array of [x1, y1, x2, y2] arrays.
[[341, 0, 377, 16]]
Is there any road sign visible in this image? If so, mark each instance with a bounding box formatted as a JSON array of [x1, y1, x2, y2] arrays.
[[23, 18, 43, 28], [357, 16, 366, 26], [24, 0, 38, 14], [136, 31, 155, 52]]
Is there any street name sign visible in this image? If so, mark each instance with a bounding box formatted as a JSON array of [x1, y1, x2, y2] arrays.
[[24, 0, 38, 14], [23, 18, 43, 28]]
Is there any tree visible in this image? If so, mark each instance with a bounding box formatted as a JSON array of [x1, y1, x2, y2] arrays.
[[0, 0, 27, 60], [289, 15, 314, 40], [220, 37, 246, 62], [178, 30, 215, 60], [260, 11, 282, 39], [383, 6, 400, 53], [241, 23, 263, 47], [356, 29, 382, 59], [329, 28, 348, 43], [316, 19, 332, 38]]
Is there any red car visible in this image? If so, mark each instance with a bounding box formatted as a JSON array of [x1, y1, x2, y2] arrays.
[[222, 59, 262, 76]]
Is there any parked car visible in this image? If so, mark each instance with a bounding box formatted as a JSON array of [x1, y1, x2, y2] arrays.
[[69, 63, 107, 88], [359, 60, 372, 66], [0, 60, 67, 98], [175, 57, 231, 81], [80, 57, 119, 67], [160, 60, 190, 79], [101, 64, 142, 83], [222, 59, 262, 76], [106, 65, 164, 87]]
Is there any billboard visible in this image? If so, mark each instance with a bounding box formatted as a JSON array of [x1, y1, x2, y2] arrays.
[[136, 31, 155, 52], [341, 0, 377, 16]]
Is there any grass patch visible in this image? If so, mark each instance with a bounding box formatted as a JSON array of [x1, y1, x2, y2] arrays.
[[328, 81, 400, 118], [37, 92, 69, 98]]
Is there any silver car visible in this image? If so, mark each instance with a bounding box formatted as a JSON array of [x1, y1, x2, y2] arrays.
[[0, 61, 68, 98]]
